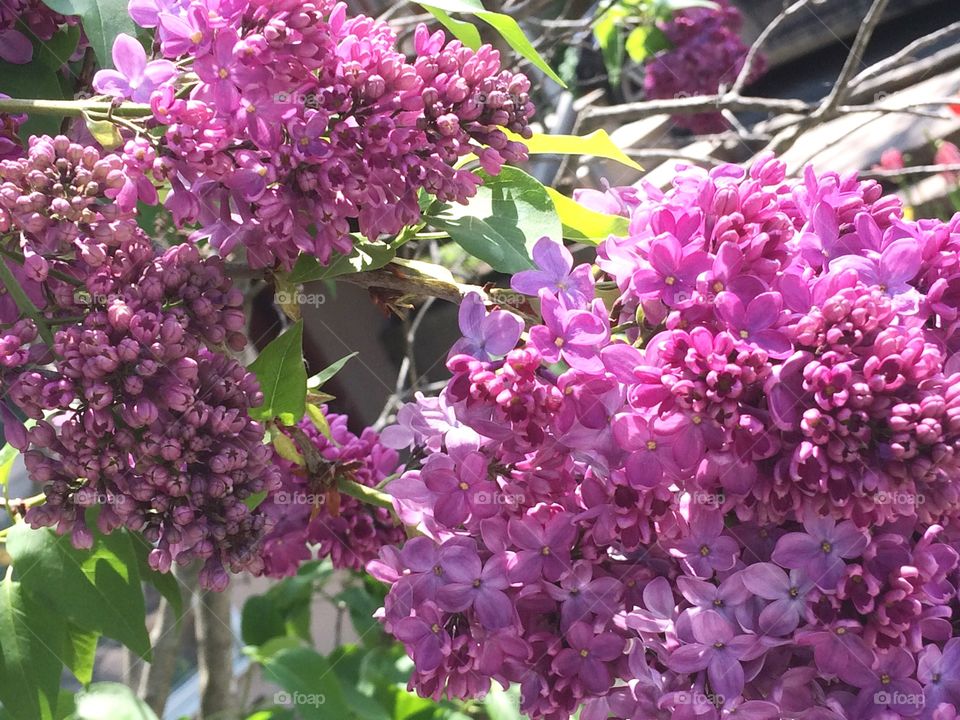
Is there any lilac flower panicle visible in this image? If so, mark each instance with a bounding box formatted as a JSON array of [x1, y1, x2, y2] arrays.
[[368, 152, 960, 720]]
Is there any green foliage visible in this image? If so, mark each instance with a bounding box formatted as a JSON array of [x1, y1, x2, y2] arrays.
[[285, 238, 401, 284], [428, 167, 561, 273], [128, 532, 184, 618], [5, 523, 150, 657], [0, 578, 64, 720], [415, 0, 565, 86], [592, 0, 716, 83], [0, 25, 78, 137], [39, 0, 138, 69], [248, 320, 308, 426], [307, 352, 358, 391], [68, 682, 159, 720]]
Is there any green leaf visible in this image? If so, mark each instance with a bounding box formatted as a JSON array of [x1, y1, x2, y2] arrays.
[[306, 352, 357, 390], [33, 24, 81, 71], [483, 685, 522, 720], [40, 0, 138, 69], [427, 166, 561, 273], [259, 647, 350, 720], [0, 579, 63, 720], [68, 682, 159, 720], [545, 187, 630, 243], [415, 0, 565, 86], [0, 444, 18, 489], [508, 129, 643, 171], [420, 6, 482, 49], [625, 25, 670, 62], [304, 404, 332, 439], [244, 490, 268, 511], [333, 585, 382, 640], [248, 320, 307, 425], [128, 533, 183, 619], [0, 53, 67, 138], [242, 594, 287, 647], [5, 524, 151, 658], [593, 5, 629, 85], [62, 624, 98, 686], [285, 240, 397, 284]]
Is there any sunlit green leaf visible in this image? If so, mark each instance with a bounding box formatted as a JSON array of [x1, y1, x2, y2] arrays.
[[248, 321, 308, 426]]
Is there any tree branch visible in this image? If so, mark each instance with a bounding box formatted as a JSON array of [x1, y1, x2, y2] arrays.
[[729, 0, 813, 96], [196, 584, 235, 719], [849, 20, 960, 88]]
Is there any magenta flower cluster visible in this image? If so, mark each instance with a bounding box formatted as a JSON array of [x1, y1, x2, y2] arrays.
[[258, 407, 405, 577], [368, 154, 960, 719], [643, 0, 763, 134], [0, 136, 279, 590], [92, 0, 534, 269]]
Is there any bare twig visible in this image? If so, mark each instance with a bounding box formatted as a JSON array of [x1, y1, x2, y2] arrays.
[[815, 0, 892, 119], [729, 0, 813, 96], [849, 20, 960, 88]]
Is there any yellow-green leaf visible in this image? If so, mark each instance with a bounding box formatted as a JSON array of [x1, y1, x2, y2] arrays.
[[84, 119, 122, 151], [546, 187, 630, 244], [271, 429, 304, 466], [507, 129, 643, 171], [305, 404, 332, 440]]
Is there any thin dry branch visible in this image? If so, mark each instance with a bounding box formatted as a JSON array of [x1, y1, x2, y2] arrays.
[[728, 0, 813, 96], [849, 20, 960, 88]]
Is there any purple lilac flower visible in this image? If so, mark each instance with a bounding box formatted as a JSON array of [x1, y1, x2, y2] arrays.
[[93, 34, 176, 103], [449, 292, 523, 361], [511, 237, 594, 308], [773, 517, 869, 589], [667, 610, 757, 700]]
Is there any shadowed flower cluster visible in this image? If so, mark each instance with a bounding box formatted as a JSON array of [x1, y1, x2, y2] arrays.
[[0, 136, 278, 589], [643, 0, 763, 134], [258, 407, 405, 577], [368, 153, 960, 719]]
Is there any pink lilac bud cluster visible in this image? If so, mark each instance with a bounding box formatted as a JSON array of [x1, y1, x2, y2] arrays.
[[643, 0, 763, 134], [92, 0, 534, 269], [0, 135, 278, 590], [258, 407, 405, 577], [0, 0, 79, 65], [367, 154, 960, 719]]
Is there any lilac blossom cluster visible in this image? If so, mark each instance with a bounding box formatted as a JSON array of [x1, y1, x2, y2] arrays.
[[258, 407, 405, 577], [0, 135, 278, 590], [92, 0, 535, 269], [643, 0, 762, 134], [0, 0, 79, 64], [368, 154, 960, 719]]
